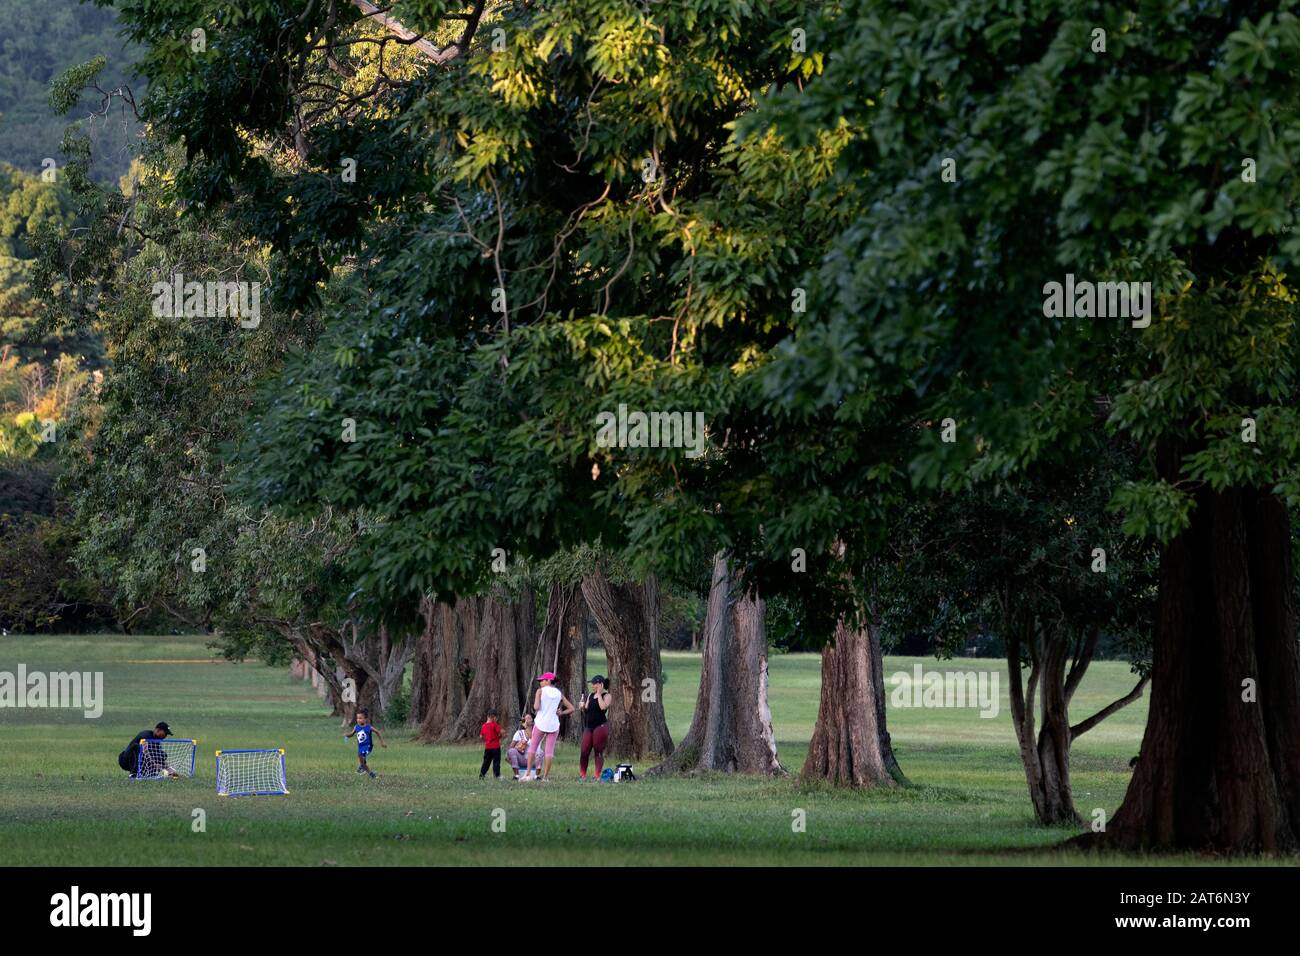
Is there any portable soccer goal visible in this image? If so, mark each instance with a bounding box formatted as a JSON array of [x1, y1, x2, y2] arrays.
[[135, 738, 197, 779], [215, 749, 289, 796]]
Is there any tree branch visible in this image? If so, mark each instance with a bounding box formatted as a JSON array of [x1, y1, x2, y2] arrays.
[[351, 0, 470, 63], [1069, 675, 1150, 740], [1063, 624, 1101, 705]]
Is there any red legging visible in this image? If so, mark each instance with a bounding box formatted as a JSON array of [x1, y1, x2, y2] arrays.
[[580, 724, 609, 777]]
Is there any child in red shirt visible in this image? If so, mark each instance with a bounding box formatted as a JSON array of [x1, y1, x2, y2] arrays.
[[479, 711, 504, 779]]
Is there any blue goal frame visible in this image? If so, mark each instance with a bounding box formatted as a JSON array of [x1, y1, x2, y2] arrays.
[[214, 748, 289, 797], [133, 737, 197, 779]]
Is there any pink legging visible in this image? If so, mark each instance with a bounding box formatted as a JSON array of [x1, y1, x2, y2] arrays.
[[526, 725, 558, 763]]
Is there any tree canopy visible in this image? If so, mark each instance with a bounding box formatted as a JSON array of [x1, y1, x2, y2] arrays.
[[25, 0, 1300, 848]]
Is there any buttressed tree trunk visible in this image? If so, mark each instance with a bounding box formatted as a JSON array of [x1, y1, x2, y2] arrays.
[[655, 554, 782, 775], [535, 583, 588, 744], [408, 595, 438, 727], [580, 568, 673, 760], [416, 599, 476, 742], [802, 619, 904, 787], [1079, 439, 1300, 852], [447, 587, 534, 741]]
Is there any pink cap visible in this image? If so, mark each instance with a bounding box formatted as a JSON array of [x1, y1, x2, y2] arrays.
[[537, 671, 557, 682]]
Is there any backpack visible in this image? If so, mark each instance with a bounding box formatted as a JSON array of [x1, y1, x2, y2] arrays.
[[613, 762, 636, 782], [599, 768, 615, 782]]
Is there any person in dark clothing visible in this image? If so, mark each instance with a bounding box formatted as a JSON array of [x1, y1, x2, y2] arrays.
[[118, 722, 177, 778], [578, 676, 611, 782]]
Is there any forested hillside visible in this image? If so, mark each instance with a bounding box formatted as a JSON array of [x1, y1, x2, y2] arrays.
[[0, 160, 109, 633], [0, 0, 128, 632], [0, 0, 139, 183]]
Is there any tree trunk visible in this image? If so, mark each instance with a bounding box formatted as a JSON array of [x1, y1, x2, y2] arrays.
[[535, 583, 588, 744], [1035, 726, 1075, 823], [1077, 454, 1300, 852], [653, 554, 783, 775], [408, 595, 439, 727], [867, 614, 905, 783], [802, 620, 903, 787], [580, 568, 673, 760], [415, 599, 473, 742], [281, 624, 361, 722], [1032, 640, 1077, 825], [1009, 616, 1149, 826], [338, 619, 418, 721], [320, 653, 376, 727], [446, 587, 534, 740], [1007, 619, 1076, 824], [317, 662, 345, 715], [353, 667, 380, 720]]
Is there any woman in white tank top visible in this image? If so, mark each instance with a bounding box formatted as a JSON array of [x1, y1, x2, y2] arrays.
[[521, 672, 574, 782]]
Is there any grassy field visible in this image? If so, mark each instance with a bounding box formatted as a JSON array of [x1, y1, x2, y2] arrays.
[[0, 632, 1285, 866]]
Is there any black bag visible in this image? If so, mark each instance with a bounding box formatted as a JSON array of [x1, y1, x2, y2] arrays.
[[613, 762, 636, 782]]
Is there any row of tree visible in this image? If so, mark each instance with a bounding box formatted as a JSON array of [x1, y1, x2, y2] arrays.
[[30, 0, 1300, 854]]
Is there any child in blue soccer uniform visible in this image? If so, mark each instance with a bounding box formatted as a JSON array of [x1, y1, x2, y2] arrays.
[[345, 708, 386, 778]]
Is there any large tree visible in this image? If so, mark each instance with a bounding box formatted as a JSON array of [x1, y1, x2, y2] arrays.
[[761, 0, 1300, 850], [803, 618, 902, 787], [654, 553, 782, 775], [873, 443, 1156, 823], [579, 562, 673, 759]]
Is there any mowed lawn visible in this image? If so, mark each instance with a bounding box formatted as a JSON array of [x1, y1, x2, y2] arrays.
[[0, 632, 1278, 866]]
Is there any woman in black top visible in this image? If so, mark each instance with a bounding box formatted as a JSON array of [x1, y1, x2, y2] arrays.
[[578, 675, 611, 782]]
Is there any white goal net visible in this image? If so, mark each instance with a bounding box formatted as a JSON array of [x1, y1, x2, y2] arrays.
[[135, 738, 197, 778], [216, 749, 288, 796]]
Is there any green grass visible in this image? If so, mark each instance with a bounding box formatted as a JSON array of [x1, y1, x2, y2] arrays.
[[0, 633, 1285, 866]]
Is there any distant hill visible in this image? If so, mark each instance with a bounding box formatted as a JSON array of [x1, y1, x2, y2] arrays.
[[0, 0, 140, 183]]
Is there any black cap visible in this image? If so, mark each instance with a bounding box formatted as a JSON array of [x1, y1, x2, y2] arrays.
[[155, 722, 173, 736], [590, 675, 607, 686]]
